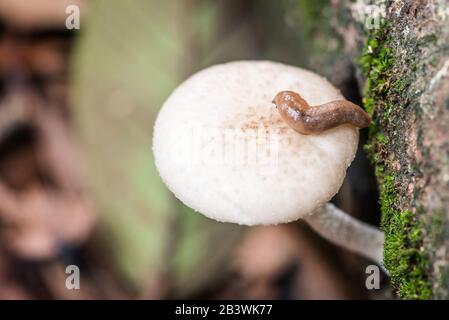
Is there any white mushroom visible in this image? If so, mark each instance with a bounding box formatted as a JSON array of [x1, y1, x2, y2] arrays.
[[152, 61, 384, 265]]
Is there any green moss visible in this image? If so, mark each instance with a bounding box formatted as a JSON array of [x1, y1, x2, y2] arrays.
[[378, 168, 431, 298], [359, 32, 393, 115], [382, 206, 432, 299], [373, 146, 431, 299], [358, 26, 432, 299]]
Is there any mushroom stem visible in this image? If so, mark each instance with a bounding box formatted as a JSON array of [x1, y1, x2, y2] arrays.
[[304, 203, 384, 267]]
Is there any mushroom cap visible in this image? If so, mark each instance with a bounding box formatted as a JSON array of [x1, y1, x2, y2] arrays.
[[153, 61, 358, 225]]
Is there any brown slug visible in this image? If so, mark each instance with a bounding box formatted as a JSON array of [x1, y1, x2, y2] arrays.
[[272, 90, 371, 135]]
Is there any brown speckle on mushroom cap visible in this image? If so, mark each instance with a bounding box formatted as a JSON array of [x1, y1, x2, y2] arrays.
[[152, 61, 359, 225]]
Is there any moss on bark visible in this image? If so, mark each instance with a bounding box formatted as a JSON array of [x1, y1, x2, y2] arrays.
[[358, 26, 432, 299], [356, 1, 449, 299], [293, 0, 449, 299]]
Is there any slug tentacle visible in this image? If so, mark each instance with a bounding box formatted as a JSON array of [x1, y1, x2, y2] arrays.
[[272, 90, 371, 135]]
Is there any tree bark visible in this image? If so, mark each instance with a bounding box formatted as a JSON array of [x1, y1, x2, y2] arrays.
[[295, 0, 449, 299]]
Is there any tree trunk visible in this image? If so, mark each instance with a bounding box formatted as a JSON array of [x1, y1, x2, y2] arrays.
[[295, 0, 449, 299]]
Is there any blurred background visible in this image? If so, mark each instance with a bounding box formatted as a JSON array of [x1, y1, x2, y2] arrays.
[[0, 0, 389, 299]]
